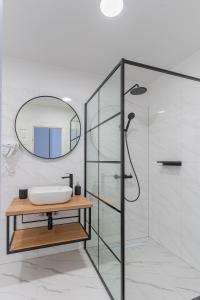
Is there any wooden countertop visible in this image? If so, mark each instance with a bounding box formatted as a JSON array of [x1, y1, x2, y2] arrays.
[[5, 195, 92, 216]]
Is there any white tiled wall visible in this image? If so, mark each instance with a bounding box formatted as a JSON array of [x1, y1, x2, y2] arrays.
[[0, 57, 102, 262], [2, 51, 200, 273], [149, 50, 200, 271]]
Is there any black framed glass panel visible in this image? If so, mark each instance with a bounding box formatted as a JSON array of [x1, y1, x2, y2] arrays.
[[85, 65, 124, 300]]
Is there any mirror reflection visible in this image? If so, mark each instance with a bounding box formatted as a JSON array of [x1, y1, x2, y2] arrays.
[[15, 96, 81, 159]]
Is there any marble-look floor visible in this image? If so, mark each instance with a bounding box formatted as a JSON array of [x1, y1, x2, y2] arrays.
[[0, 249, 110, 300], [1, 240, 200, 300], [126, 239, 200, 300]]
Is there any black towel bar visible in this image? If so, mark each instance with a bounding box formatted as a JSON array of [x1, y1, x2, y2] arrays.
[[157, 161, 182, 166]]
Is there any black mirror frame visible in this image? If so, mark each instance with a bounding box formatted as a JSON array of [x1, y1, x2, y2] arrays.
[[15, 95, 81, 159]]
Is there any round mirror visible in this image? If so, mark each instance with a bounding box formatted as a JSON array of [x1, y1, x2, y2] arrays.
[[15, 96, 81, 159]]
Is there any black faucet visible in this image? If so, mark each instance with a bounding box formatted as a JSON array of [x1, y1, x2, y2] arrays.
[[62, 173, 73, 195]]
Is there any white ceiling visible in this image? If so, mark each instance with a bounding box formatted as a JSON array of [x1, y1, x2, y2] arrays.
[[3, 0, 200, 75]]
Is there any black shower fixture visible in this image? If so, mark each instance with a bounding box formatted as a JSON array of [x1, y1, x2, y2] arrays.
[[124, 112, 135, 132], [124, 83, 147, 96], [130, 84, 147, 95], [124, 112, 141, 203]]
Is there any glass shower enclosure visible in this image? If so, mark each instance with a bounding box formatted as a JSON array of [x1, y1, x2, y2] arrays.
[[84, 59, 200, 300], [85, 62, 125, 300]]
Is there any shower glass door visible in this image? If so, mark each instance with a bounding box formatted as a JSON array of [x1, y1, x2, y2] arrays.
[[85, 63, 125, 300]]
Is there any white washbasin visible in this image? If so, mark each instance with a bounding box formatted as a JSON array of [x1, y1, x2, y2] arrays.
[[28, 186, 72, 205]]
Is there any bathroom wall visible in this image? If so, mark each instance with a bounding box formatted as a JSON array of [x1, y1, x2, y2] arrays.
[[149, 50, 200, 271], [0, 56, 102, 262]]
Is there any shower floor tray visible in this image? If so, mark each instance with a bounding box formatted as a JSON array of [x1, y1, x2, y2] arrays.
[[125, 239, 200, 300]]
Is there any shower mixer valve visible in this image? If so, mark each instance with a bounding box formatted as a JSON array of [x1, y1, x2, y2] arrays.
[[114, 174, 133, 179], [124, 174, 133, 179]]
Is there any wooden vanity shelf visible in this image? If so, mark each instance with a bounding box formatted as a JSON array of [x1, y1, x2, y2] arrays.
[[5, 195, 92, 254]]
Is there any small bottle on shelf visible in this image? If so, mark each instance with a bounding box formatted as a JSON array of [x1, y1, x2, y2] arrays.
[[75, 182, 81, 195]]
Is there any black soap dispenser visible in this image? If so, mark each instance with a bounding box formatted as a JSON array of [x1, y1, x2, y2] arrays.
[[75, 182, 81, 195]]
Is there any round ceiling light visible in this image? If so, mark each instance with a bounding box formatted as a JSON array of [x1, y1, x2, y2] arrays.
[[100, 0, 124, 17]]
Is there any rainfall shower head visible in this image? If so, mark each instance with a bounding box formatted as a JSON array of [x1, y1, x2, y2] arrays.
[[130, 84, 147, 95], [124, 84, 147, 96], [125, 112, 135, 132]]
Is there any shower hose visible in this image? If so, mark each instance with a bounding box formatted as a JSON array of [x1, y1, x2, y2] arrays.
[[124, 131, 141, 202]]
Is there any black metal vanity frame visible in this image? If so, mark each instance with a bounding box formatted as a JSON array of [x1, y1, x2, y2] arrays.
[[84, 58, 200, 300], [6, 206, 91, 255]]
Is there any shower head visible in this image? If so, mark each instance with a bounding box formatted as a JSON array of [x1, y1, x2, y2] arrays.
[[128, 112, 135, 120], [125, 112, 135, 132], [130, 84, 147, 95], [124, 83, 147, 96]]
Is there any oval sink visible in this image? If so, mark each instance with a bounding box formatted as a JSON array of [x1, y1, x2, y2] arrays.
[[28, 186, 72, 205]]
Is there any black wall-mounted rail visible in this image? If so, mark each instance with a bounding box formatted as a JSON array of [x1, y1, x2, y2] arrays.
[[157, 161, 182, 166]]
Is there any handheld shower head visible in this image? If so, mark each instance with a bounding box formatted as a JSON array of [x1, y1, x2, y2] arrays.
[[125, 112, 135, 132], [128, 112, 135, 119]]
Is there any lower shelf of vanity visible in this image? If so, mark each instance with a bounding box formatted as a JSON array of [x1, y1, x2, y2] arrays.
[[10, 222, 89, 252]]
